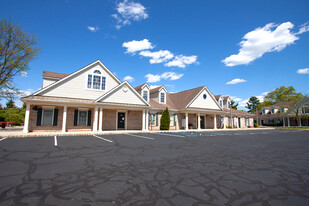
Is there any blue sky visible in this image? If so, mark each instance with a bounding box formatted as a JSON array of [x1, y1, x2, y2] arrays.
[[1, 0, 309, 109]]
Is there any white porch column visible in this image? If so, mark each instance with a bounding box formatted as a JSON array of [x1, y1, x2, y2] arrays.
[[283, 117, 286, 127], [142, 110, 146, 131], [185, 112, 188, 130], [288, 117, 290, 127], [197, 113, 201, 130], [214, 114, 217, 129], [99, 107, 103, 132], [23, 103, 31, 133], [299, 117, 302, 127], [93, 106, 98, 132], [223, 115, 226, 129], [62, 105, 67, 132], [145, 110, 149, 131]]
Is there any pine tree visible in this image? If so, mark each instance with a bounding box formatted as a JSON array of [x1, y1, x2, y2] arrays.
[[160, 107, 170, 130]]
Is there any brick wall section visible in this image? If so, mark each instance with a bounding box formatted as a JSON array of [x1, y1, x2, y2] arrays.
[[66, 107, 93, 132], [206, 114, 214, 129], [102, 109, 116, 130], [127, 111, 142, 130], [30, 106, 63, 132], [188, 114, 197, 129]]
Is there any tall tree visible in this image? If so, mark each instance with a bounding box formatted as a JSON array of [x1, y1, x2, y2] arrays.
[[231, 100, 238, 110], [5, 99, 16, 109], [0, 19, 40, 99], [264, 86, 303, 104], [246, 96, 260, 113]]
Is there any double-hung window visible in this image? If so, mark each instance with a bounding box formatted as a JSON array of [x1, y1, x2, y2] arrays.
[[143, 91, 148, 101], [87, 70, 106, 90], [78, 110, 88, 126], [42, 109, 54, 126], [160, 93, 165, 103]]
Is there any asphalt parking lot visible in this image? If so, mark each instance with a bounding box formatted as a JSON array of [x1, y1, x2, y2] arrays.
[[0, 129, 309, 206]]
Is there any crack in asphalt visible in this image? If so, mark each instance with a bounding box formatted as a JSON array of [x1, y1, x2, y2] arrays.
[[0, 130, 308, 205]]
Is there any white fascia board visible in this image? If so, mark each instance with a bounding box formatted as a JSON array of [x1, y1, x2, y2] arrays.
[[94, 81, 151, 106], [33, 60, 121, 96], [186, 86, 223, 110]]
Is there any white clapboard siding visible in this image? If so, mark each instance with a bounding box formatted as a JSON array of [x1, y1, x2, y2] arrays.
[[40, 64, 120, 100], [42, 79, 57, 88], [188, 89, 220, 110], [99, 84, 147, 105]]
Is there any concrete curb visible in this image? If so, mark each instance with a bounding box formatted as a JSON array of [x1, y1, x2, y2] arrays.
[[0, 127, 277, 138]]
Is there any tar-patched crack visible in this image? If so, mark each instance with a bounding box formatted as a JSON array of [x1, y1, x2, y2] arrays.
[[0, 131, 309, 206]]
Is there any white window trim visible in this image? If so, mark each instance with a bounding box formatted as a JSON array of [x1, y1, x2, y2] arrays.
[[85, 71, 107, 91], [41, 108, 54, 126], [160, 92, 166, 104], [142, 90, 148, 102], [77, 110, 88, 126]]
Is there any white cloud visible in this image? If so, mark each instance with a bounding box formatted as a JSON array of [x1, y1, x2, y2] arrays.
[[123, 75, 134, 82], [261, 91, 269, 96], [296, 22, 309, 35], [297, 68, 309, 74], [164, 55, 198, 68], [20, 71, 28, 77], [145, 72, 184, 83], [112, 0, 148, 29], [222, 22, 309, 67], [122, 39, 154, 54], [238, 99, 248, 107], [226, 78, 247, 85], [19, 88, 35, 97], [145, 74, 161, 83], [87, 26, 99, 32], [139, 50, 174, 64], [149, 85, 160, 89], [232, 97, 243, 102]]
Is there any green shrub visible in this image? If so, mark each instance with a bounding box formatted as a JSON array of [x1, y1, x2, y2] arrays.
[[160, 107, 170, 130], [254, 123, 259, 127], [8, 114, 21, 125], [226, 126, 232, 129]]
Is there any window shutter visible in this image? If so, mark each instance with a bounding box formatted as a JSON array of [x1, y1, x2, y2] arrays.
[[156, 114, 158, 126], [87, 110, 91, 126], [74, 110, 78, 126], [174, 115, 176, 127], [36, 108, 42, 126], [53, 109, 58, 126]]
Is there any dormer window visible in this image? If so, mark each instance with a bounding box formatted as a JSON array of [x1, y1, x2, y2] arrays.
[[280, 107, 284, 113], [228, 101, 231, 109], [220, 100, 223, 108], [143, 90, 148, 101], [160, 92, 165, 103], [262, 108, 266, 114], [87, 70, 106, 90], [271, 108, 275, 114]]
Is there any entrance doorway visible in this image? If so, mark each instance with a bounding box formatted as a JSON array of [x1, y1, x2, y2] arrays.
[[238, 118, 241, 128], [200, 116, 205, 129], [118, 112, 125, 129]]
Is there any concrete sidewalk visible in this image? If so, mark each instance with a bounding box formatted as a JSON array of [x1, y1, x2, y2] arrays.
[[0, 127, 276, 138]]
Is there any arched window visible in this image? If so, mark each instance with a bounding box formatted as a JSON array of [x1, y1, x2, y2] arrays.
[[87, 70, 106, 90]]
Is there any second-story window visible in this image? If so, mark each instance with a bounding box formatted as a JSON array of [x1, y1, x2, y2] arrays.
[[143, 90, 148, 101], [220, 100, 223, 107], [228, 101, 231, 109], [87, 70, 106, 90], [160, 93, 165, 103]]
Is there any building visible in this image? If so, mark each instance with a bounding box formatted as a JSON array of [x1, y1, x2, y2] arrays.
[[255, 97, 309, 127], [21, 60, 254, 133]]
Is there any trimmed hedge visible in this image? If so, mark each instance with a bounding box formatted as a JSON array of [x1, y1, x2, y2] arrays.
[[262, 123, 281, 127], [160, 107, 170, 130]]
